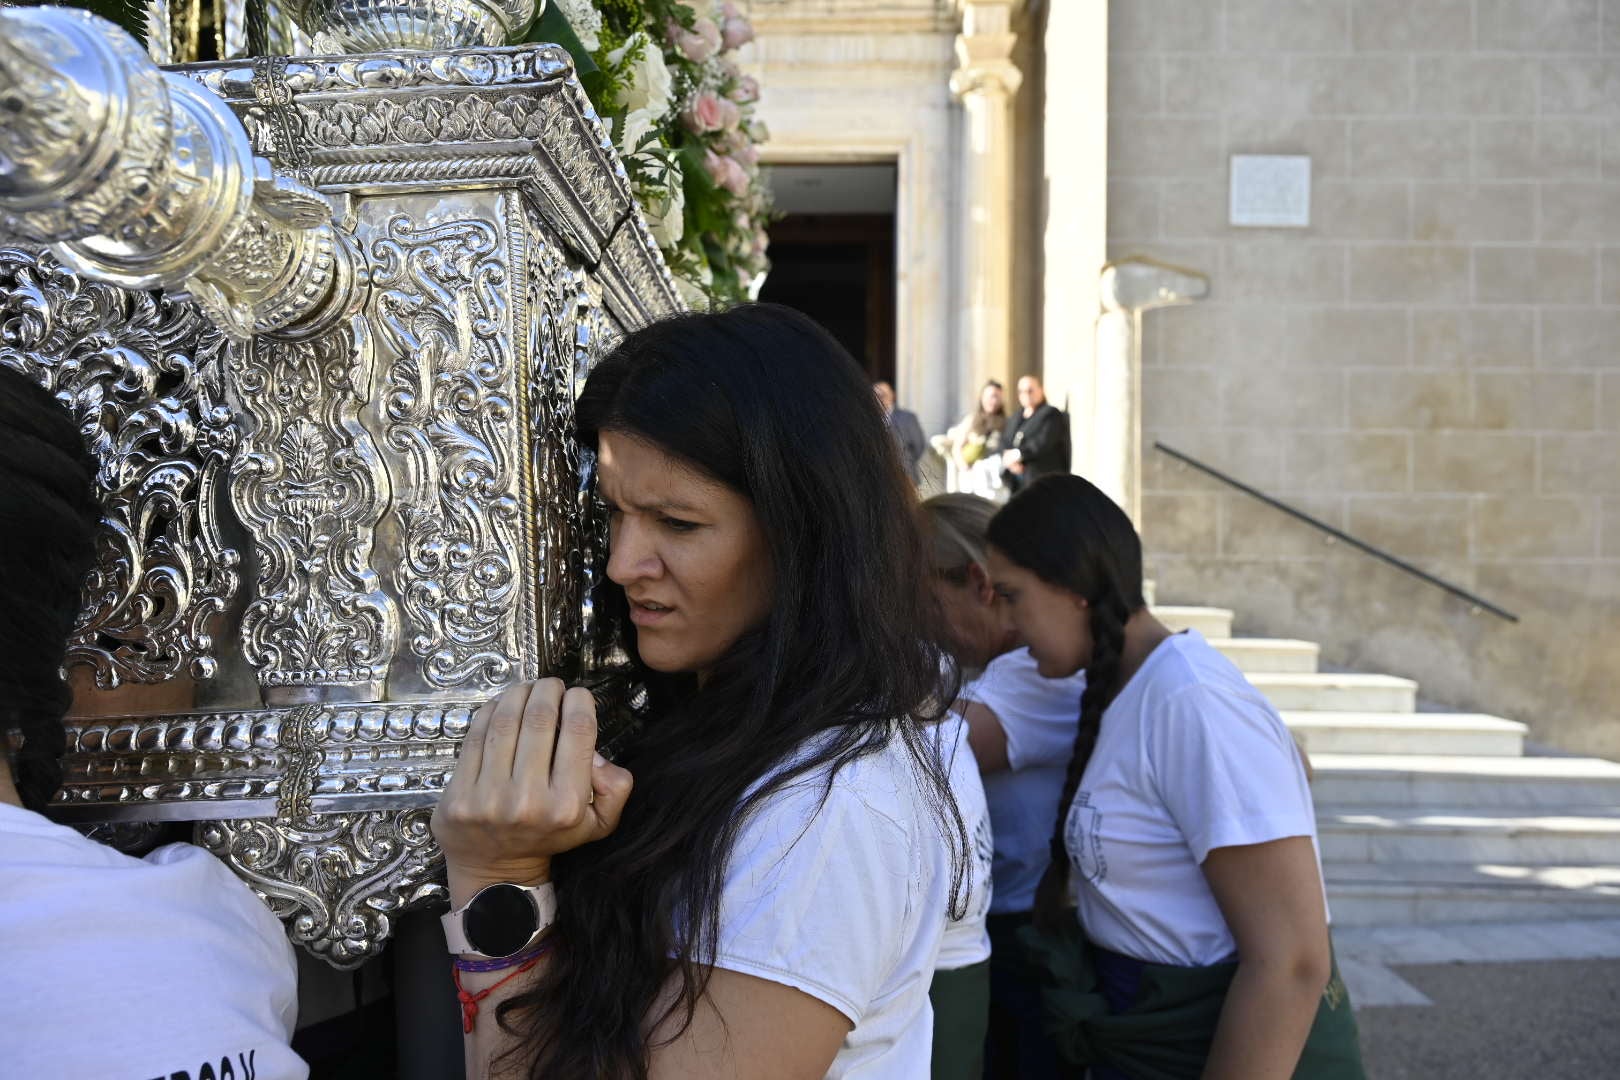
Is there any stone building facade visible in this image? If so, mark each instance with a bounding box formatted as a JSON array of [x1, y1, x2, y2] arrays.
[[1114, 0, 1620, 758], [746, 0, 1620, 757]]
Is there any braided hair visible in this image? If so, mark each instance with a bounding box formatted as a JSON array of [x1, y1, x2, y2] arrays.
[[986, 474, 1146, 930], [0, 366, 101, 812]]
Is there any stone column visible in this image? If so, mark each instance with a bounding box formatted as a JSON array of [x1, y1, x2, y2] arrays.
[[1040, 0, 1109, 492], [1096, 257, 1210, 525], [951, 0, 1024, 395]]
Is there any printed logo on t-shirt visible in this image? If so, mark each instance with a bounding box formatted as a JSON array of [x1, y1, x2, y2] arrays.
[[971, 812, 995, 921], [141, 1049, 262, 1080], [1065, 791, 1107, 885]]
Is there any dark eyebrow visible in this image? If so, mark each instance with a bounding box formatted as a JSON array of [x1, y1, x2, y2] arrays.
[[639, 499, 704, 515], [597, 485, 704, 516]]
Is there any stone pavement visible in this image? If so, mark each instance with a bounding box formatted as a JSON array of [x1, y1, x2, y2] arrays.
[[1354, 958, 1620, 1079], [1337, 919, 1620, 1077]]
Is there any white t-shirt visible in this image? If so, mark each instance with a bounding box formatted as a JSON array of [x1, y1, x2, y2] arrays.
[[933, 714, 992, 970], [1, 802, 306, 1079], [961, 647, 1087, 914], [1065, 631, 1326, 967], [713, 730, 952, 1078]]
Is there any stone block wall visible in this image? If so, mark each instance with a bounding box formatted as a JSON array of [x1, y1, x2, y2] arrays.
[[1110, 0, 1620, 755]]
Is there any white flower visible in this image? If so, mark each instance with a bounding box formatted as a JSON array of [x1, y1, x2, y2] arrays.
[[552, 0, 602, 52], [606, 33, 674, 157]]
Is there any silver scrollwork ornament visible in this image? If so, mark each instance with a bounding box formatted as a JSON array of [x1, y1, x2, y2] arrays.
[[0, 247, 242, 688], [0, 2, 681, 965], [200, 809, 447, 968]]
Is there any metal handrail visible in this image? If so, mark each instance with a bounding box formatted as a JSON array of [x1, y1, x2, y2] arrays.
[[1152, 441, 1520, 623]]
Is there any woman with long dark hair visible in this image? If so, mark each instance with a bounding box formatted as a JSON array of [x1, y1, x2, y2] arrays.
[[432, 304, 966, 1079], [982, 475, 1363, 1079]]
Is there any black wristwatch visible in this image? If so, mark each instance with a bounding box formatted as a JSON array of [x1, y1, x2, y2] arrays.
[[441, 881, 557, 960]]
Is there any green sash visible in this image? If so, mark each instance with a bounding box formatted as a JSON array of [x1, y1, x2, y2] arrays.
[[1016, 921, 1366, 1079]]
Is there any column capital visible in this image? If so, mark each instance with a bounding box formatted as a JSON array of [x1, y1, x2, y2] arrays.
[[949, 54, 1022, 101], [951, 0, 1024, 102]]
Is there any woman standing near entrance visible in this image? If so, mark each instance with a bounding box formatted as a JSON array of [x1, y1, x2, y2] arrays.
[[984, 475, 1364, 1080], [431, 304, 967, 1079]]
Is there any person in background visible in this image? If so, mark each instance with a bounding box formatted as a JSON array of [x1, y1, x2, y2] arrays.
[[984, 475, 1363, 1080], [875, 378, 929, 485], [947, 379, 1007, 472], [922, 493, 1086, 1079], [1000, 375, 1070, 493], [0, 366, 307, 1080]]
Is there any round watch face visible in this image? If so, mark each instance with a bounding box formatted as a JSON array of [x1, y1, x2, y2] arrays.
[[465, 883, 539, 958]]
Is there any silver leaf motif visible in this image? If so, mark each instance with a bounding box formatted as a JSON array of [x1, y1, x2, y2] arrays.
[[371, 212, 521, 690], [0, 246, 240, 687], [199, 808, 446, 968], [232, 320, 398, 698]]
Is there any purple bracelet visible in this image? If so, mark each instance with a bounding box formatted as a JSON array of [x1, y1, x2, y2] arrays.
[[453, 938, 553, 973]]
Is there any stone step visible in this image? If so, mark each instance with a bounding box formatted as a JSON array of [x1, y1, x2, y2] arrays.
[[1331, 918, 1620, 966], [1153, 605, 1233, 639], [1209, 637, 1320, 674], [1324, 862, 1620, 926], [1311, 754, 1620, 808], [1249, 672, 1418, 713], [1286, 712, 1527, 757], [1317, 806, 1620, 865]]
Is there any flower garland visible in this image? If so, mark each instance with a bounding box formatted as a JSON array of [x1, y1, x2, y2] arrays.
[[546, 0, 771, 309]]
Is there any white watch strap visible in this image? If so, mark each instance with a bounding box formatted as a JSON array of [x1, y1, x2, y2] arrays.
[[442, 881, 557, 958]]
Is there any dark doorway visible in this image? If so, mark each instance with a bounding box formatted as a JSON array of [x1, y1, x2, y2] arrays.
[[759, 164, 897, 386]]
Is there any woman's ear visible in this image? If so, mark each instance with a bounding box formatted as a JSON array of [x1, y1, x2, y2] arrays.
[[967, 561, 995, 605]]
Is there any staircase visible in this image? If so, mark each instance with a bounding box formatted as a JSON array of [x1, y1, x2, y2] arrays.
[[1152, 595, 1620, 928]]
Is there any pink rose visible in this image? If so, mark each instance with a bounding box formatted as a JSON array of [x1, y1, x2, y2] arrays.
[[717, 55, 742, 82], [692, 17, 723, 61], [702, 147, 730, 185], [715, 96, 742, 132], [722, 156, 751, 196], [666, 15, 721, 63], [683, 90, 725, 133], [751, 227, 769, 258], [721, 13, 754, 51], [727, 74, 760, 104], [703, 149, 750, 197], [734, 141, 760, 169]]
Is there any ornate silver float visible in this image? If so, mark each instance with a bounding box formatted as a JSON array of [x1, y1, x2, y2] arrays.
[[0, 0, 679, 966]]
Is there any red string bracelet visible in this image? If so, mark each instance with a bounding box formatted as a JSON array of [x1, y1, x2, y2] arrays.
[[453, 945, 550, 1034]]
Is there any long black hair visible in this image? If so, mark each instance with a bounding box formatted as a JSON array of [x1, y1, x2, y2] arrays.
[[0, 366, 101, 812], [986, 474, 1145, 930], [500, 303, 964, 1078]]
